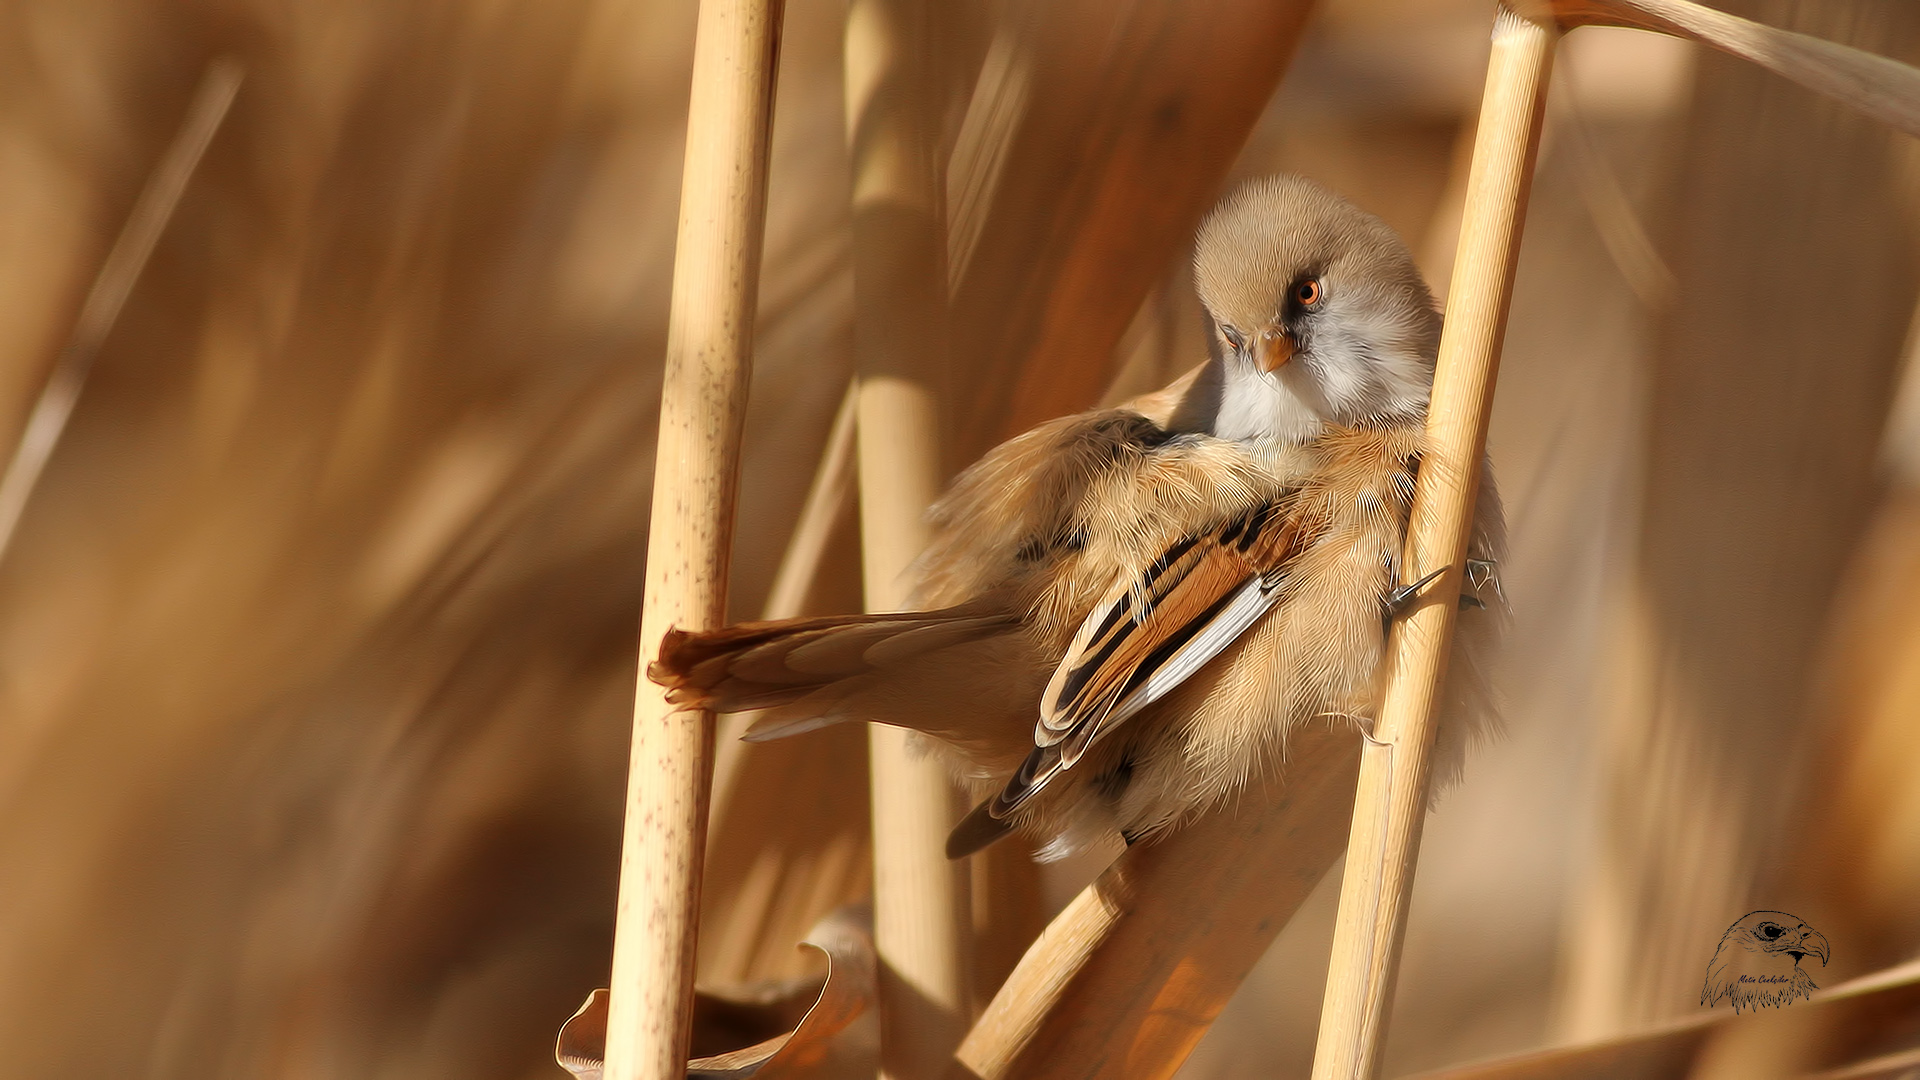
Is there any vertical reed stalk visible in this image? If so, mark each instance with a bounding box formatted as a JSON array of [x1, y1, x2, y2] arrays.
[[602, 1, 785, 1077], [846, 0, 971, 1074], [1310, 7, 1554, 1078]]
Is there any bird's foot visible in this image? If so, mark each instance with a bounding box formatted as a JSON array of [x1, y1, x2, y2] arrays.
[[1385, 558, 1502, 616], [1464, 558, 1498, 590], [1463, 557, 1504, 609], [1384, 566, 1448, 615]]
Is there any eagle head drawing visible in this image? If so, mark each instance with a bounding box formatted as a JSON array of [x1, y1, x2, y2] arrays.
[[1701, 911, 1831, 1014]]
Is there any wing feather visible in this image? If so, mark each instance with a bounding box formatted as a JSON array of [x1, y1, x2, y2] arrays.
[[988, 502, 1312, 817]]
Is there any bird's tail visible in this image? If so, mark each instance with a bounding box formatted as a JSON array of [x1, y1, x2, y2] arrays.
[[946, 798, 1017, 859], [648, 602, 1033, 746]]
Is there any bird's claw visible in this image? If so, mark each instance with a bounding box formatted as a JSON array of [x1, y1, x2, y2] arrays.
[[1384, 566, 1448, 615], [1386, 558, 1502, 616], [1463, 557, 1504, 609]]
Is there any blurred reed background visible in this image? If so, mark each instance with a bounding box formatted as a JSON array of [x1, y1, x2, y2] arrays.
[[0, 0, 1916, 1078]]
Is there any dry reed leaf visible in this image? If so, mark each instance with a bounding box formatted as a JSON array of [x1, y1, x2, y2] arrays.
[[1550, 0, 1920, 139], [0, 58, 239, 560], [560, 907, 876, 1080], [955, 722, 1360, 1080], [1401, 956, 1920, 1079]]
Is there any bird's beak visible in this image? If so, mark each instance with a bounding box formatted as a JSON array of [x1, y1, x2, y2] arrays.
[[1794, 930, 1831, 967], [1256, 329, 1295, 373]]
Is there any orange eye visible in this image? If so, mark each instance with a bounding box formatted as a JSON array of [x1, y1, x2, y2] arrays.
[[1296, 279, 1322, 306]]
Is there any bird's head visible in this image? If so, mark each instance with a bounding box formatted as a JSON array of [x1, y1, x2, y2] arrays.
[[1724, 912, 1831, 968], [1191, 175, 1440, 443]]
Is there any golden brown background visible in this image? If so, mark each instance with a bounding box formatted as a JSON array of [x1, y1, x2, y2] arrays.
[[1, 0, 1917, 1077]]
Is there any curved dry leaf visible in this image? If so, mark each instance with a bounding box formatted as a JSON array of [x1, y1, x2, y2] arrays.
[[557, 906, 875, 1079], [556, 990, 608, 1079], [1401, 957, 1920, 1080], [1547, 0, 1920, 139]]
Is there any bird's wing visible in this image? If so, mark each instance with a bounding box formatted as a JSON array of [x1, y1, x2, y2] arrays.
[[984, 502, 1312, 821]]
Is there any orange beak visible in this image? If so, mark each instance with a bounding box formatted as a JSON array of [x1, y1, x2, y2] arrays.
[[1257, 329, 1295, 373]]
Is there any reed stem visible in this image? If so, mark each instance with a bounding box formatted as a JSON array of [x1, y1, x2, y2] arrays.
[[602, 1, 785, 1076], [1309, 7, 1555, 1078], [845, 0, 972, 1073]]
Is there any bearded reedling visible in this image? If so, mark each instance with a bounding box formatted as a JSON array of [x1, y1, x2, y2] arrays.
[[652, 174, 1506, 860]]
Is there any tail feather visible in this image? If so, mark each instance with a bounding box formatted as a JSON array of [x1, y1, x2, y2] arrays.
[[650, 601, 1020, 718], [778, 617, 962, 674], [657, 609, 931, 684], [729, 623, 908, 682], [858, 616, 1017, 666], [657, 604, 1046, 811]]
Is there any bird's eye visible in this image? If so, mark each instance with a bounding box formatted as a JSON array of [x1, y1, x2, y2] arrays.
[[1760, 924, 1784, 939], [1221, 326, 1245, 351], [1296, 279, 1323, 307]]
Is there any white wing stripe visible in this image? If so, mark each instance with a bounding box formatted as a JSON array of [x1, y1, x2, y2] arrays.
[[1101, 576, 1279, 733]]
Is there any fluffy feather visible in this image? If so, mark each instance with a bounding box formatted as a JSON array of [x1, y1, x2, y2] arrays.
[[650, 174, 1507, 859]]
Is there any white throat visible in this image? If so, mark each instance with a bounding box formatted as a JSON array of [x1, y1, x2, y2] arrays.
[[1181, 329, 1434, 444], [1209, 359, 1333, 443]]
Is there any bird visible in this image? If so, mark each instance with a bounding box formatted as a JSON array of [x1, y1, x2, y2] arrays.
[[1701, 911, 1831, 1014], [651, 174, 1506, 861]]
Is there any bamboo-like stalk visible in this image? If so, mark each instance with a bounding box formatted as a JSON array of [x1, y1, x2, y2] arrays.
[[0, 58, 241, 564], [602, 0, 785, 1076], [845, 0, 970, 1075], [1309, 8, 1555, 1079]]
